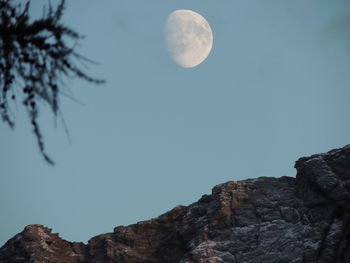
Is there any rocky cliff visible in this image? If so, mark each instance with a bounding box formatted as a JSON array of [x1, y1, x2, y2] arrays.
[[1, 145, 350, 263]]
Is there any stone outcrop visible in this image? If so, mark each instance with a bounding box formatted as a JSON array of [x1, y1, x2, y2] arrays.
[[1, 145, 350, 263]]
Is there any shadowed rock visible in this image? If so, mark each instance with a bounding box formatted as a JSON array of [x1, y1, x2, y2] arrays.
[[1, 145, 350, 263]]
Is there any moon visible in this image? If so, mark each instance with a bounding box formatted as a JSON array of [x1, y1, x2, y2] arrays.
[[165, 9, 213, 68]]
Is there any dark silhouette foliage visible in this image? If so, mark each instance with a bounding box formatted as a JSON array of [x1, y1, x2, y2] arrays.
[[0, 0, 104, 164]]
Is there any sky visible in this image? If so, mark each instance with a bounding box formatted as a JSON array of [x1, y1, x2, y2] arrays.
[[1, 0, 350, 246]]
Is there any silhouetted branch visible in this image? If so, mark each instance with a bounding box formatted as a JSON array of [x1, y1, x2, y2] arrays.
[[0, 0, 105, 164]]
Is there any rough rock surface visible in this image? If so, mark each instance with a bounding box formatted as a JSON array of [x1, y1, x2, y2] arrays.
[[1, 145, 350, 263]]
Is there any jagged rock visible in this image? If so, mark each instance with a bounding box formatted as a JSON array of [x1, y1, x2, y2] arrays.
[[1, 145, 350, 263], [0, 225, 87, 263]]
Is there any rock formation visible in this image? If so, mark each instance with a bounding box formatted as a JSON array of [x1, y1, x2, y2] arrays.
[[1, 145, 350, 263]]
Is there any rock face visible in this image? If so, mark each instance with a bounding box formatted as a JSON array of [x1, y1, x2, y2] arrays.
[[1, 145, 350, 263]]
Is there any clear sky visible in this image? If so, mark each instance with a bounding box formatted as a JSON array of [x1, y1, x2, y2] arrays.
[[1, 0, 350, 246]]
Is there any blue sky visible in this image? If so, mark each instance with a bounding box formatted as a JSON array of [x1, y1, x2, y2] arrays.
[[1, 0, 350, 245]]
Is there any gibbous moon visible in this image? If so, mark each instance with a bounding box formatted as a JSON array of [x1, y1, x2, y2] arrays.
[[165, 9, 213, 68]]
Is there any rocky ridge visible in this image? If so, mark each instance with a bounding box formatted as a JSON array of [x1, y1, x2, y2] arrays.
[[1, 145, 350, 262]]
